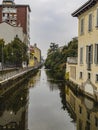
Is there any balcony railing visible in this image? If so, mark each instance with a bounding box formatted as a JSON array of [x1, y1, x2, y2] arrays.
[[67, 57, 78, 64], [87, 63, 91, 71]]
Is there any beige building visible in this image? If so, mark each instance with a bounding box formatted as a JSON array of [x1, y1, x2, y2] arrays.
[[67, 0, 98, 99], [0, 22, 26, 44]]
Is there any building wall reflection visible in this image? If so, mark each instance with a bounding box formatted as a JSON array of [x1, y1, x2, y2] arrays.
[[66, 85, 98, 130]]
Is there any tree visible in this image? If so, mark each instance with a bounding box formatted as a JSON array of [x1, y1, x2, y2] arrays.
[[48, 43, 58, 55], [45, 38, 78, 79], [4, 37, 29, 67], [0, 39, 5, 65]]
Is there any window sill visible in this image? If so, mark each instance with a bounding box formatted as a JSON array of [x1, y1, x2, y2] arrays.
[[80, 63, 84, 66], [80, 33, 84, 36], [88, 30, 93, 33]]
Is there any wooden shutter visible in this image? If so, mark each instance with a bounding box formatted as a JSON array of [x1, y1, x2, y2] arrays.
[[97, 9, 98, 27], [88, 14, 92, 31], [90, 45, 93, 64], [95, 44, 97, 64], [86, 46, 89, 63]]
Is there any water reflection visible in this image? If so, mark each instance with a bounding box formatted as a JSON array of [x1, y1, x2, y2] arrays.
[[1, 68, 97, 130], [0, 84, 29, 130], [65, 85, 98, 130]]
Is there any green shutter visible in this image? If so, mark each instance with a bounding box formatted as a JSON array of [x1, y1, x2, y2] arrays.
[[86, 46, 88, 63], [90, 45, 93, 64]]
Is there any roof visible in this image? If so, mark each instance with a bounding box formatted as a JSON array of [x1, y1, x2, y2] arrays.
[[0, 4, 31, 12], [72, 0, 98, 17]]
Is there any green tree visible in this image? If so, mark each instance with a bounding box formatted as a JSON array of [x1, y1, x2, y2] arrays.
[[4, 37, 28, 67], [0, 39, 5, 64], [45, 38, 78, 79]]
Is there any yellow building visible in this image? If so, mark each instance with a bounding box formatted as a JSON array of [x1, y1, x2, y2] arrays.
[[67, 0, 98, 99], [29, 44, 41, 67]]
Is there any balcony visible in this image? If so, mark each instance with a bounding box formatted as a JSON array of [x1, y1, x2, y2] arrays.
[[2, 8, 17, 13], [67, 57, 78, 64]]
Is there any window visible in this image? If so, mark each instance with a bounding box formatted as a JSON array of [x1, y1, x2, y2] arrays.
[[80, 19, 84, 34], [80, 72, 83, 79], [96, 9, 98, 27], [86, 45, 93, 64], [87, 112, 90, 120], [79, 119, 82, 130], [80, 47, 83, 64], [96, 74, 98, 82], [86, 121, 90, 130], [95, 117, 98, 127], [79, 106, 82, 114], [88, 13, 92, 31], [88, 73, 91, 80], [95, 44, 98, 64]]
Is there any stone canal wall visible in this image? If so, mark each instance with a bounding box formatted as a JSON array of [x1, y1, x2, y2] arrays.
[[0, 65, 41, 96]]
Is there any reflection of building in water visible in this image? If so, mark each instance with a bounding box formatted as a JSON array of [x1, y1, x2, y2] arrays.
[[66, 86, 98, 130], [0, 84, 29, 130], [28, 70, 41, 88]]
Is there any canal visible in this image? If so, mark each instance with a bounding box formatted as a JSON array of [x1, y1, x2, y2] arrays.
[[0, 67, 98, 130]]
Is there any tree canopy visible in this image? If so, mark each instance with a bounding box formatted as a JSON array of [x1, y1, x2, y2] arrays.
[[45, 38, 78, 79], [0, 37, 29, 67]]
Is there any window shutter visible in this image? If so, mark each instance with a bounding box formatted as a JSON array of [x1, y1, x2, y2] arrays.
[[90, 45, 93, 64], [97, 9, 98, 27], [88, 14, 92, 31], [95, 44, 97, 64], [81, 19, 84, 34], [80, 48, 83, 64], [86, 46, 88, 64]]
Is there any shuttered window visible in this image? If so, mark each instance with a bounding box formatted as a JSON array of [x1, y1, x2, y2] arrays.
[[96, 9, 98, 27], [88, 14, 92, 31], [95, 44, 98, 64], [80, 47, 83, 64], [80, 19, 84, 34], [86, 45, 93, 64]]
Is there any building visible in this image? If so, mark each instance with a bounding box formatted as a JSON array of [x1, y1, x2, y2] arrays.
[[67, 0, 98, 99], [0, 22, 25, 44], [29, 44, 41, 67], [0, 0, 31, 45]]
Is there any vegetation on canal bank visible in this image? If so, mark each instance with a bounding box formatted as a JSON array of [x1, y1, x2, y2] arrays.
[[0, 37, 29, 67], [45, 38, 78, 80]]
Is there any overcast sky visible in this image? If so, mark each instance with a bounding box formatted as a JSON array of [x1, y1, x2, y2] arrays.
[[1, 0, 87, 58]]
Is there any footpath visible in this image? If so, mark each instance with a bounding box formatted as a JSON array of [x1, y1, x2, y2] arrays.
[[0, 65, 40, 85]]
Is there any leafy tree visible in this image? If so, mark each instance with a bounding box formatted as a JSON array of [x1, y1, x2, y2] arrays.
[[45, 38, 78, 79], [0, 39, 5, 62], [4, 37, 29, 67]]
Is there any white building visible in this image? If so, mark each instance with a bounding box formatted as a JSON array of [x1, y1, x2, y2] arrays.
[[0, 22, 26, 44]]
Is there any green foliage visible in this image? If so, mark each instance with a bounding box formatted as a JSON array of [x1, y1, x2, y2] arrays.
[[0, 39, 5, 62], [45, 38, 78, 79], [0, 37, 29, 67]]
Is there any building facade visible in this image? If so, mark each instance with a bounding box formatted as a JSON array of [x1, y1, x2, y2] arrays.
[[0, 0, 31, 45], [67, 0, 98, 99], [0, 22, 24, 44], [29, 44, 41, 67]]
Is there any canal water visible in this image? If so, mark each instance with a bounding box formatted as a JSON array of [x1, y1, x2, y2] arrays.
[[0, 68, 98, 130], [28, 68, 76, 130]]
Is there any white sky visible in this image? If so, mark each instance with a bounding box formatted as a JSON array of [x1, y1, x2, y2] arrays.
[[1, 0, 87, 58]]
